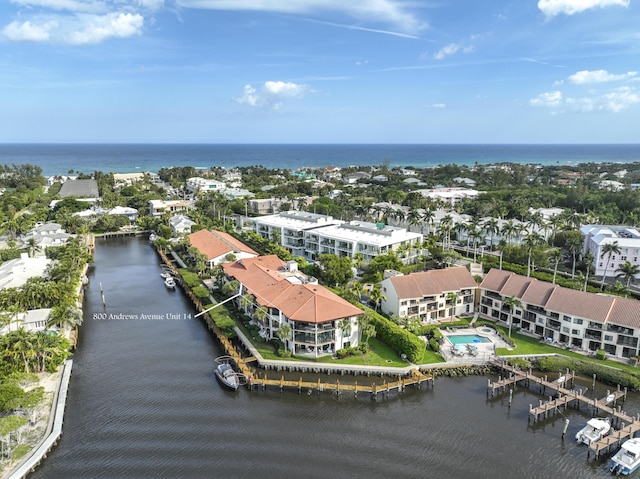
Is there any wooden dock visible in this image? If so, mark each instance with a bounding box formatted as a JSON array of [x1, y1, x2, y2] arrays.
[[154, 246, 434, 398], [489, 360, 640, 459]]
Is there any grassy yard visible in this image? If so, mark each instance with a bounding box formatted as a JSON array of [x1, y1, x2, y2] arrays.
[[496, 330, 640, 374]]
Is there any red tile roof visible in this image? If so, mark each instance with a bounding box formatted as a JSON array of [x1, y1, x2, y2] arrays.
[[222, 255, 363, 324], [188, 229, 257, 261], [480, 269, 640, 329], [388, 267, 477, 299]]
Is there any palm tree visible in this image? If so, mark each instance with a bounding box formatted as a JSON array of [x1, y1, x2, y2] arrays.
[[47, 301, 83, 336], [600, 241, 622, 290], [446, 292, 459, 323], [583, 252, 595, 291], [549, 248, 562, 284], [254, 305, 268, 325], [566, 234, 583, 279], [239, 293, 255, 312], [523, 232, 544, 277], [369, 285, 386, 312], [349, 280, 363, 302], [275, 324, 291, 350], [502, 296, 522, 338], [483, 217, 500, 249], [615, 261, 640, 288]]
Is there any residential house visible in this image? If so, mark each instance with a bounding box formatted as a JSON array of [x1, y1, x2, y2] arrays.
[[23, 223, 73, 249], [380, 267, 477, 322], [222, 256, 363, 356], [0, 253, 51, 291], [149, 199, 189, 218], [108, 206, 139, 223], [188, 229, 258, 267], [479, 268, 640, 359], [169, 215, 195, 237], [58, 179, 100, 198], [0, 308, 52, 334], [185, 177, 226, 194]]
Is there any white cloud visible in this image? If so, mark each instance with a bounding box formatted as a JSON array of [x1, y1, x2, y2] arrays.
[[176, 0, 426, 34], [530, 90, 563, 108], [235, 80, 312, 110], [2, 19, 57, 41], [67, 12, 143, 44], [3, 12, 144, 44], [433, 42, 474, 60], [538, 0, 629, 17], [531, 87, 640, 112], [567, 69, 637, 84], [430, 103, 446, 109]]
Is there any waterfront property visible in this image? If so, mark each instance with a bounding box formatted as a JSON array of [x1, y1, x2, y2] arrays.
[[479, 268, 640, 360], [148, 199, 189, 217], [379, 266, 477, 322], [222, 255, 363, 356], [188, 229, 258, 268]]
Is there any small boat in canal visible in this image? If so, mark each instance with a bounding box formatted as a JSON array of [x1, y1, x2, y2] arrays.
[[610, 438, 640, 475], [575, 417, 611, 445], [214, 362, 239, 391], [164, 276, 176, 289]]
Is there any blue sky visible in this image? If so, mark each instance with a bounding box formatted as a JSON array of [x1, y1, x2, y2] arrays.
[[1, 0, 639, 143]]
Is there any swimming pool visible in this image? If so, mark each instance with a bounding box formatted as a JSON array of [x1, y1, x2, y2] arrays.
[[448, 334, 491, 345]]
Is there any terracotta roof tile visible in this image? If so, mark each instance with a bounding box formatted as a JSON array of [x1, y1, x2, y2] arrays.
[[188, 229, 257, 261], [482, 268, 640, 328], [389, 267, 477, 298], [222, 255, 362, 323]]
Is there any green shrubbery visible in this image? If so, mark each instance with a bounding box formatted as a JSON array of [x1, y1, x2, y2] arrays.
[[336, 345, 367, 359], [367, 312, 426, 363], [179, 269, 201, 288], [535, 356, 640, 390]]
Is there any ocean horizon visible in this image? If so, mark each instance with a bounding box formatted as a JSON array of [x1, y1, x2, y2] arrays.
[[1, 143, 640, 177]]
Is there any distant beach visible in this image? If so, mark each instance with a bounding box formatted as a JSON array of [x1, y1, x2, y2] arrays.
[[1, 143, 640, 177]]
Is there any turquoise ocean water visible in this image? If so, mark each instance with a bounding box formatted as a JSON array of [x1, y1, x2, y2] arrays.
[[1, 143, 639, 176]]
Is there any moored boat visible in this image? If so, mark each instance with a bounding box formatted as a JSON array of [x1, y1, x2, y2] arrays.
[[164, 276, 176, 289], [215, 362, 239, 391], [610, 438, 640, 475], [575, 417, 611, 445]]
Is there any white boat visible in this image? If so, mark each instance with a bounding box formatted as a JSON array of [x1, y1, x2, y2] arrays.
[[164, 277, 176, 289], [575, 418, 611, 445], [214, 362, 239, 391], [610, 438, 640, 475], [149, 233, 158, 243], [160, 271, 172, 279]]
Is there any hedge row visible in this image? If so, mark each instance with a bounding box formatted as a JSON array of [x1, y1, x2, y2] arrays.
[[535, 356, 640, 391], [368, 311, 426, 363]]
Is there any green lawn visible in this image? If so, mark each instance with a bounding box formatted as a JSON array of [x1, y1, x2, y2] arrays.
[[496, 330, 640, 374]]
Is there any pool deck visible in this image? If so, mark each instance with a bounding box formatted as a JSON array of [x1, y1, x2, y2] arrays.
[[439, 327, 512, 364]]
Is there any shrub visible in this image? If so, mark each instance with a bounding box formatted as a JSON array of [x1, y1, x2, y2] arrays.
[[428, 338, 440, 353], [595, 349, 607, 360]]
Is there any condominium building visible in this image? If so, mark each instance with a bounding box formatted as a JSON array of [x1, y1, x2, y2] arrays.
[[479, 269, 640, 359], [581, 225, 640, 279], [248, 212, 423, 263], [222, 256, 363, 356], [380, 267, 477, 321]]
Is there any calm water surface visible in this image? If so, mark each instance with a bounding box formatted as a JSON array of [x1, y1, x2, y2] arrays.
[[28, 237, 640, 479]]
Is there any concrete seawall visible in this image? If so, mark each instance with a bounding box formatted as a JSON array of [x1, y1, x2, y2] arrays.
[[4, 359, 73, 479]]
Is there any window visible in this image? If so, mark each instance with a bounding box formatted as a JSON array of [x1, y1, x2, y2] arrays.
[[571, 329, 579, 335], [573, 318, 583, 325], [621, 256, 627, 261], [604, 335, 614, 342]]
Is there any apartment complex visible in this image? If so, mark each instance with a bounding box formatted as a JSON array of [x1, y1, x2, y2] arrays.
[[222, 255, 363, 356], [581, 225, 640, 278], [380, 267, 477, 321], [248, 211, 423, 263], [479, 269, 640, 359]]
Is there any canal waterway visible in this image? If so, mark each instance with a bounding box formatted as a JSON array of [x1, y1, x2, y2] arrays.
[[29, 236, 640, 479]]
